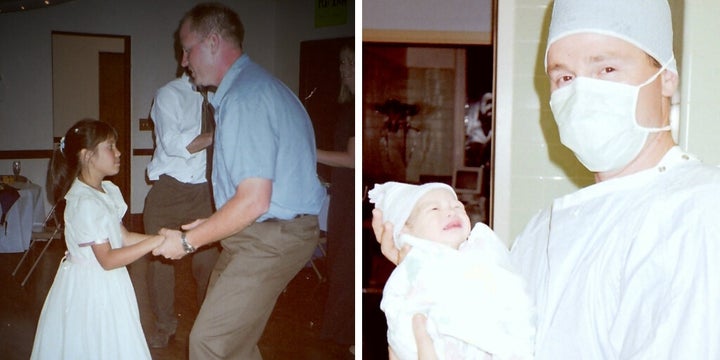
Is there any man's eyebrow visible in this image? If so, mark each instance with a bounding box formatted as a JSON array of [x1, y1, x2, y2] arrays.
[[546, 62, 568, 74], [588, 54, 611, 64]]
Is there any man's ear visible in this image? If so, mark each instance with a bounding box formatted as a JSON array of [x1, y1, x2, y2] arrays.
[[661, 69, 679, 98], [207, 31, 220, 54]]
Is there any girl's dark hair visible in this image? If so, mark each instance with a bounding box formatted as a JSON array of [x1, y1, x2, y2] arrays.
[[50, 119, 117, 203]]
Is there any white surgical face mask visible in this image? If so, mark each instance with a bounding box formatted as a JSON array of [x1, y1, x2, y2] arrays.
[[549, 64, 671, 172]]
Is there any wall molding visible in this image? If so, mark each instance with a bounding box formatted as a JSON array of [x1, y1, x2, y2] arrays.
[[0, 150, 53, 159], [363, 29, 492, 45], [0, 149, 154, 159], [133, 148, 153, 156]]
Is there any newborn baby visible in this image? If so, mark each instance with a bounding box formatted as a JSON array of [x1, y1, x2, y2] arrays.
[[369, 181, 535, 360]]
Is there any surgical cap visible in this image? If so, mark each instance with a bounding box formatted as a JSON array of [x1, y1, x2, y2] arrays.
[[368, 182, 457, 248], [545, 0, 676, 74]]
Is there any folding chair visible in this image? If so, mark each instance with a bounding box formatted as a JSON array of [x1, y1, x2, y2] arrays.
[[12, 200, 65, 287], [308, 233, 327, 282], [307, 192, 330, 282]]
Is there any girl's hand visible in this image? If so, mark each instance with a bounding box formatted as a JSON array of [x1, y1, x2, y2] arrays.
[[152, 234, 165, 247]]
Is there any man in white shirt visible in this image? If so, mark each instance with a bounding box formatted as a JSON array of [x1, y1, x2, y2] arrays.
[[374, 0, 720, 358], [143, 73, 219, 348]]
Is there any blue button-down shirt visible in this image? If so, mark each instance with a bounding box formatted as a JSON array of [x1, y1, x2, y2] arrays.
[[209, 54, 326, 222]]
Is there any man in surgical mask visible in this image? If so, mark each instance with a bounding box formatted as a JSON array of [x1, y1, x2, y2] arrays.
[[373, 0, 720, 358]]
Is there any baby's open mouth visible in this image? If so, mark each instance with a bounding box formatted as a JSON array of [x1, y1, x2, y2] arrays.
[[443, 220, 462, 231]]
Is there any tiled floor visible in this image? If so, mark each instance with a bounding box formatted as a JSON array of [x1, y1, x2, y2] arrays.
[[0, 235, 354, 359]]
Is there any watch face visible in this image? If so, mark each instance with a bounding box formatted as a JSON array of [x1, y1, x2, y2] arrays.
[[181, 234, 194, 253]]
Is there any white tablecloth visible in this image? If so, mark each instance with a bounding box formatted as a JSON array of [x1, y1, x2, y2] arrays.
[[0, 182, 46, 253]]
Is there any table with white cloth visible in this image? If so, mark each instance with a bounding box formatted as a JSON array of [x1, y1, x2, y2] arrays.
[[0, 181, 46, 253]]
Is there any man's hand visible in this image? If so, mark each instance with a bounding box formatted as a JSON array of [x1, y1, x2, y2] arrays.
[[372, 208, 411, 265], [412, 314, 438, 360], [388, 314, 437, 360], [152, 228, 186, 260], [181, 218, 206, 231]]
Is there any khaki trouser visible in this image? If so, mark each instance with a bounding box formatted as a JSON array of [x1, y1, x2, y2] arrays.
[[189, 214, 320, 360]]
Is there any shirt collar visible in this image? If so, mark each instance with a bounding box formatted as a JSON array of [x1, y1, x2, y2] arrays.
[[555, 146, 697, 208], [210, 54, 249, 109]]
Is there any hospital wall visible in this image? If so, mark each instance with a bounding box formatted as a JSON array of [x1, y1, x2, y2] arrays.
[[493, 0, 720, 244]]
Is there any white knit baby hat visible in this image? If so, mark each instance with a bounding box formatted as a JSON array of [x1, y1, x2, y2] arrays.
[[544, 0, 676, 74], [368, 182, 456, 248]]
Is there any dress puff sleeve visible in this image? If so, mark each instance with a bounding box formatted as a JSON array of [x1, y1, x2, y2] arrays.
[[66, 194, 111, 247]]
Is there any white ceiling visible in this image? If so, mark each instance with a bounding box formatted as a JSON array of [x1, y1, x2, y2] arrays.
[[0, 0, 75, 13]]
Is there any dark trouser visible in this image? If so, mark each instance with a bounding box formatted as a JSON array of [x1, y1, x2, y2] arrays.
[[320, 190, 355, 345], [189, 215, 319, 360], [143, 174, 219, 333]]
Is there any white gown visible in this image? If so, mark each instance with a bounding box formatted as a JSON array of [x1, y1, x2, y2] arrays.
[[31, 179, 150, 360], [511, 146, 720, 359], [382, 223, 535, 360]]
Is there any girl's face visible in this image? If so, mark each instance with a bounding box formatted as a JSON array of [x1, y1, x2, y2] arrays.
[[339, 48, 354, 94], [87, 137, 121, 177], [402, 188, 471, 249]]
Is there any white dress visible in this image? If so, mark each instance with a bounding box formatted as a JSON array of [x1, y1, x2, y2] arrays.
[[382, 223, 535, 360], [511, 147, 720, 359], [31, 179, 150, 360]]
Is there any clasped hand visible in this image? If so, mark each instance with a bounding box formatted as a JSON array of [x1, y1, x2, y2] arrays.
[[152, 219, 205, 260]]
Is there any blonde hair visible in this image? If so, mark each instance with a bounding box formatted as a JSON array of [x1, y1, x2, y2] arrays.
[[181, 2, 245, 49]]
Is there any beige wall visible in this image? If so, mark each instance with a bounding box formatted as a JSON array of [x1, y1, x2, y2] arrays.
[[52, 34, 125, 137], [494, 0, 720, 244], [363, 0, 492, 44]]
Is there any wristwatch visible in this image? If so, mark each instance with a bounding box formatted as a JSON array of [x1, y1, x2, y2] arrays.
[[180, 232, 196, 254]]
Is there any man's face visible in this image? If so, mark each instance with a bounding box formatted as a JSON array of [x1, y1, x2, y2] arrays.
[[402, 189, 471, 249], [546, 33, 668, 129], [179, 20, 212, 87]]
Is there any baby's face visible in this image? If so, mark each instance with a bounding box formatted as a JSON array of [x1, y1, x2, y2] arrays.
[[402, 188, 471, 249]]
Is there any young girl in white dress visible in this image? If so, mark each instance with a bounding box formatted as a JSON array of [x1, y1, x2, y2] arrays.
[[31, 119, 164, 359]]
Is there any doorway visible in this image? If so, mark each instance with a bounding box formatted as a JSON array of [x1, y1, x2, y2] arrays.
[[51, 32, 131, 217], [299, 36, 354, 183]]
